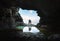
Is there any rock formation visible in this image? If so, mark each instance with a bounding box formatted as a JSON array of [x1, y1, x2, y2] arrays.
[[0, 0, 60, 41], [0, 7, 23, 29]]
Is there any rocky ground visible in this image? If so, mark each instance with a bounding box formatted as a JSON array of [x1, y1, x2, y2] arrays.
[[16, 31, 47, 41]]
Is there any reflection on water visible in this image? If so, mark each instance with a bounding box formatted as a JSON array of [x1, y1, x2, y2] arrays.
[[23, 26, 40, 34]]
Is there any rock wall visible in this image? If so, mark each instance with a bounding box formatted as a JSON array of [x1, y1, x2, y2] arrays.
[[0, 7, 23, 29]]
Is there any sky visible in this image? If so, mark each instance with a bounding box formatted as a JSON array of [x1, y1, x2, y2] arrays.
[[19, 8, 40, 25]]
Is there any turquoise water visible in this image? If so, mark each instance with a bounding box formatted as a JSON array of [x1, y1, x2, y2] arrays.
[[16, 26, 25, 30]]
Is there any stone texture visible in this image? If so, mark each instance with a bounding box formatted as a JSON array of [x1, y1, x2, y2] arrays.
[[48, 34, 60, 41], [0, 7, 23, 29], [17, 32, 47, 41], [0, 0, 60, 41]]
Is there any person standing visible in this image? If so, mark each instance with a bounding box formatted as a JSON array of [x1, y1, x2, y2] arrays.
[[28, 20, 31, 31]]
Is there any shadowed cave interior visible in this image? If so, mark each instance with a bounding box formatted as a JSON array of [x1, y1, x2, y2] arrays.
[[0, 0, 60, 41]]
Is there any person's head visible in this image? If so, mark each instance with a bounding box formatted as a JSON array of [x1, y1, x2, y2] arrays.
[[29, 20, 31, 23]]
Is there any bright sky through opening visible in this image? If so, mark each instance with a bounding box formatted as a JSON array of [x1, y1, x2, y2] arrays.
[[19, 8, 40, 25]]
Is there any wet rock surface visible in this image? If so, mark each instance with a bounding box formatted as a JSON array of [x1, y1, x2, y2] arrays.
[[17, 32, 47, 41], [48, 34, 60, 41]]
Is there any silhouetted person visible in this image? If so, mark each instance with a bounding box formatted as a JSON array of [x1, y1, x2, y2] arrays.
[[28, 20, 31, 31], [29, 20, 31, 24]]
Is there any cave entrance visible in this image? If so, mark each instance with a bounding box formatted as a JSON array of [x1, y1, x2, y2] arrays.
[[17, 8, 40, 34]]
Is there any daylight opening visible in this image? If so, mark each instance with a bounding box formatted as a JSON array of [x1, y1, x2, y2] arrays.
[[18, 8, 40, 33]]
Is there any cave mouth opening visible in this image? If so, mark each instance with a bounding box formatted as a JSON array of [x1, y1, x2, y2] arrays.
[[19, 8, 40, 25], [16, 8, 41, 33]]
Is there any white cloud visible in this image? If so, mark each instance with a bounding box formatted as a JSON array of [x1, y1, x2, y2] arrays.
[[29, 10, 33, 13], [19, 8, 40, 25], [21, 15, 40, 25]]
